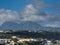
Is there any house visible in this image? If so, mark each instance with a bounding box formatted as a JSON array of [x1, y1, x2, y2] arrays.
[[0, 39, 10, 45], [18, 38, 37, 42], [44, 40, 52, 45], [0, 30, 3, 33], [12, 36, 17, 38], [10, 41, 15, 45]]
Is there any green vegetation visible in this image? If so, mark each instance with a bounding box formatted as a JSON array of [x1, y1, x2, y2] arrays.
[[0, 30, 60, 40]]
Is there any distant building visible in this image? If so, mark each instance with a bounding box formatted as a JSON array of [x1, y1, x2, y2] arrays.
[[57, 41, 60, 45], [0, 39, 10, 45], [18, 38, 37, 42], [10, 41, 15, 45], [44, 40, 52, 45], [0, 30, 3, 33], [12, 36, 17, 38]]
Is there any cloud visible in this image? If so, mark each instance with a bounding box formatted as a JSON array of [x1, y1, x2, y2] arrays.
[[42, 21, 60, 27], [21, 4, 60, 27], [27, 0, 51, 9], [22, 4, 37, 15], [0, 0, 60, 27], [21, 4, 47, 21], [0, 9, 20, 25]]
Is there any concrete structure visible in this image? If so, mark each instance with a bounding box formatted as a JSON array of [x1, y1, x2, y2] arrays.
[[0, 30, 3, 33], [10, 41, 15, 45], [18, 38, 37, 42], [0, 39, 10, 45], [44, 40, 52, 45], [12, 36, 17, 38]]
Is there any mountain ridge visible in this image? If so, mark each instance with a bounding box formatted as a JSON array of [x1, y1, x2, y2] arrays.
[[0, 21, 60, 31], [0, 21, 42, 30]]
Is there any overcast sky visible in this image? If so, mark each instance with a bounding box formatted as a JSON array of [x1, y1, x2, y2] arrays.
[[0, 0, 60, 27]]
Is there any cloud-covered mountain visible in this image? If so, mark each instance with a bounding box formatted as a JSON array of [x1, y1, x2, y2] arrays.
[[0, 22, 20, 30], [0, 21, 60, 31], [0, 0, 60, 29], [0, 3, 60, 27], [19, 21, 42, 30], [0, 21, 42, 30]]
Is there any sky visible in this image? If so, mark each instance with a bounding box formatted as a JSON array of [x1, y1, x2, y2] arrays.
[[0, 0, 60, 27]]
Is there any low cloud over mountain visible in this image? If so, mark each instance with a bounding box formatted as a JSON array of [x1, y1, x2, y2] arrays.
[[0, 0, 60, 27], [0, 21, 42, 30]]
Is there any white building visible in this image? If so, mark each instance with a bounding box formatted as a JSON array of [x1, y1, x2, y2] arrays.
[[0, 39, 10, 44], [0, 30, 3, 33], [44, 40, 52, 45], [10, 41, 15, 45], [12, 36, 17, 38], [18, 38, 37, 42]]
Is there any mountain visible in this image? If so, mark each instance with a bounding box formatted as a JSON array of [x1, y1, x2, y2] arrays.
[[0, 21, 60, 31], [0, 22, 20, 30], [19, 21, 42, 30], [0, 21, 42, 30]]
